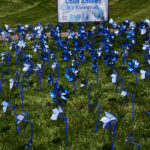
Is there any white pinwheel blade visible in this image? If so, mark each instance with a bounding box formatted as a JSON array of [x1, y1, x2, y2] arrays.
[[140, 70, 146, 79], [37, 64, 41, 68], [17, 115, 24, 124], [61, 95, 67, 100], [58, 106, 63, 113], [23, 64, 30, 72], [105, 112, 117, 121], [52, 108, 59, 115], [52, 63, 56, 70], [50, 114, 58, 120], [111, 74, 117, 83], [141, 28, 146, 35], [3, 107, 7, 113], [81, 84, 85, 88], [2, 101, 9, 107], [121, 91, 127, 97], [103, 123, 107, 129], [9, 79, 14, 89], [100, 116, 109, 124]]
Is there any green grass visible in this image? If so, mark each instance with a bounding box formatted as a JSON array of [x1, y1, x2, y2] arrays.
[[0, 0, 150, 27], [0, 1, 150, 150], [0, 32, 150, 150]]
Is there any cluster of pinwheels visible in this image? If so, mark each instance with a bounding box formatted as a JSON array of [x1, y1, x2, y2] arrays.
[[1, 18, 150, 149]]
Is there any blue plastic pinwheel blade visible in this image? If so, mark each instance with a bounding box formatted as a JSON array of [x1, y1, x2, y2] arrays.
[[134, 65, 138, 68], [128, 62, 132, 66], [68, 78, 73, 81], [65, 74, 70, 79], [66, 68, 69, 73], [65, 89, 68, 94], [128, 67, 133, 72], [52, 98, 57, 102], [50, 92, 55, 98]]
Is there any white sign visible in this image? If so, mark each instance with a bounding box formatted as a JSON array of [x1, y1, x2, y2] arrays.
[[57, 0, 108, 22]]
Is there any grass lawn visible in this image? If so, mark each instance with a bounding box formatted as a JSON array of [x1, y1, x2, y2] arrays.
[[0, 0, 150, 150]]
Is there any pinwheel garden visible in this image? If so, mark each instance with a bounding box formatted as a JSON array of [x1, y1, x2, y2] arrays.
[[0, 0, 150, 150], [0, 18, 150, 150]]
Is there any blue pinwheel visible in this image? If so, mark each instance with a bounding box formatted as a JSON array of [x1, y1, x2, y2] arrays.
[[65, 65, 79, 95], [128, 59, 140, 85], [50, 84, 69, 108]]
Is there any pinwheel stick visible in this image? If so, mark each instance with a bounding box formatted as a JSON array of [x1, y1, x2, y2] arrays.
[[73, 82, 76, 95], [7, 55, 10, 75], [95, 105, 101, 133], [24, 120, 33, 143], [22, 50, 24, 67], [58, 116, 69, 147], [0, 63, 5, 84], [85, 58, 87, 78], [57, 65, 60, 80], [16, 46, 18, 66], [124, 56, 126, 70], [12, 105, 21, 134], [16, 83, 25, 111], [112, 122, 116, 150], [146, 72, 150, 79], [4, 38, 5, 47], [136, 73, 138, 86], [130, 141, 141, 150], [20, 84, 24, 111], [26, 69, 31, 88], [64, 117, 69, 147], [127, 92, 134, 120], [37, 48, 41, 63], [22, 74, 25, 87]]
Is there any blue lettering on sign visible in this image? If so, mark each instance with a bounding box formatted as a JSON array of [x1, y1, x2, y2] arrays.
[[81, 0, 101, 3], [69, 14, 81, 22], [65, 0, 80, 4]]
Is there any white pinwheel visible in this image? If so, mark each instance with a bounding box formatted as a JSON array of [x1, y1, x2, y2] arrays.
[[100, 112, 117, 129], [111, 73, 117, 83], [50, 106, 63, 120], [9, 78, 15, 89], [18, 40, 26, 48], [17, 114, 25, 124], [23, 63, 31, 72], [1, 101, 9, 112], [140, 70, 146, 79], [121, 90, 127, 97]]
